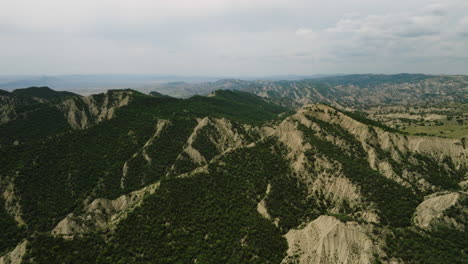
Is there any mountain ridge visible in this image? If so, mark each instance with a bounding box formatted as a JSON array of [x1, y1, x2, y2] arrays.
[[0, 86, 466, 264]]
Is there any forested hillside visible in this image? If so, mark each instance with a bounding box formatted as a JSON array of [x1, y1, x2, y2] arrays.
[[0, 87, 466, 264]]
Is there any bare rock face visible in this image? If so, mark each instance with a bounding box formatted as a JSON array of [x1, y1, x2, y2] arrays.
[[413, 191, 467, 230], [0, 102, 16, 125], [305, 104, 467, 168], [294, 104, 467, 194], [170, 116, 256, 171], [120, 119, 170, 189], [257, 184, 275, 222], [282, 216, 379, 264], [268, 108, 382, 223], [52, 181, 160, 237], [1, 181, 25, 226], [60, 90, 132, 129], [0, 241, 27, 264]]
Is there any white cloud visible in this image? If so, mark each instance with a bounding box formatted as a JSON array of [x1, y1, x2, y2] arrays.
[[0, 0, 467, 75], [456, 16, 468, 37], [295, 28, 314, 38]]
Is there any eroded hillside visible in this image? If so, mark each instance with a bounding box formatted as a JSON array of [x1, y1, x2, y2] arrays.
[[0, 87, 466, 264]]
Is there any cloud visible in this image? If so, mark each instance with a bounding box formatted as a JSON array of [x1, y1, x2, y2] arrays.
[[295, 28, 314, 38], [0, 0, 467, 75], [295, 1, 468, 66], [456, 16, 468, 37]]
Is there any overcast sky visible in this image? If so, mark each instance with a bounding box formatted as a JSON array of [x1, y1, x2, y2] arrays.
[[1, 0, 468, 76]]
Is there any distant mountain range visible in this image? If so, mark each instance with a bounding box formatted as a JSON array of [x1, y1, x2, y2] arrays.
[[0, 74, 340, 95], [148, 74, 468, 107]]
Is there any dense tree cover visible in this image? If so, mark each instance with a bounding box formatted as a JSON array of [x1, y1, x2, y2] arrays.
[[23, 140, 290, 264], [408, 153, 461, 190], [385, 227, 468, 263], [123, 119, 197, 189], [11, 86, 78, 100], [305, 114, 367, 158], [23, 233, 105, 264], [0, 201, 24, 255], [297, 124, 420, 227], [265, 173, 323, 233], [0, 105, 71, 146], [0, 89, 10, 96], [0, 89, 289, 233], [187, 90, 289, 126], [170, 151, 199, 176], [1, 87, 465, 262], [190, 123, 221, 162]]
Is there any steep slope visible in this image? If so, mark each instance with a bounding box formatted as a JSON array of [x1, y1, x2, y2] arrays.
[[0, 90, 38, 125], [264, 104, 466, 263], [283, 216, 378, 264], [0, 90, 466, 263], [59, 89, 134, 129], [0, 88, 134, 146], [0, 89, 286, 238], [413, 191, 467, 231]]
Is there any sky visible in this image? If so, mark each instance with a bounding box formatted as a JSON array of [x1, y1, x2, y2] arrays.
[[1, 0, 468, 76]]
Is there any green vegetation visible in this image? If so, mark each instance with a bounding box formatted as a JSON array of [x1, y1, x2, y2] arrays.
[[23, 233, 104, 264], [408, 154, 461, 190], [124, 119, 197, 188], [319, 74, 432, 87], [1, 86, 465, 263], [385, 227, 467, 264], [12, 86, 78, 100], [0, 88, 289, 233], [403, 123, 468, 138], [0, 201, 24, 255], [188, 90, 289, 126], [266, 171, 332, 232], [298, 123, 420, 227], [0, 105, 71, 146], [191, 123, 221, 162], [23, 141, 290, 264], [364, 103, 468, 139], [336, 108, 405, 134]]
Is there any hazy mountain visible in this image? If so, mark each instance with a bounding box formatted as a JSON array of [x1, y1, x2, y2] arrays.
[[11, 87, 78, 101], [149, 74, 468, 107], [0, 75, 222, 95], [0, 74, 339, 96], [0, 87, 466, 264]]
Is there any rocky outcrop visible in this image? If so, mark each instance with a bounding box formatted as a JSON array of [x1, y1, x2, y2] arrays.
[[172, 117, 255, 169], [2, 181, 25, 226], [120, 120, 170, 189], [52, 181, 160, 237], [257, 184, 273, 220], [0, 241, 27, 264], [0, 92, 36, 125], [141, 119, 171, 163], [309, 175, 379, 224], [282, 216, 379, 264], [413, 191, 467, 230], [304, 104, 467, 168], [292, 104, 467, 194], [60, 90, 133, 129], [0, 101, 16, 125]]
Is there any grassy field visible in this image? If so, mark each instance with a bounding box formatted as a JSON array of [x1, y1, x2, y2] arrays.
[[363, 103, 468, 139], [403, 124, 468, 138]]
